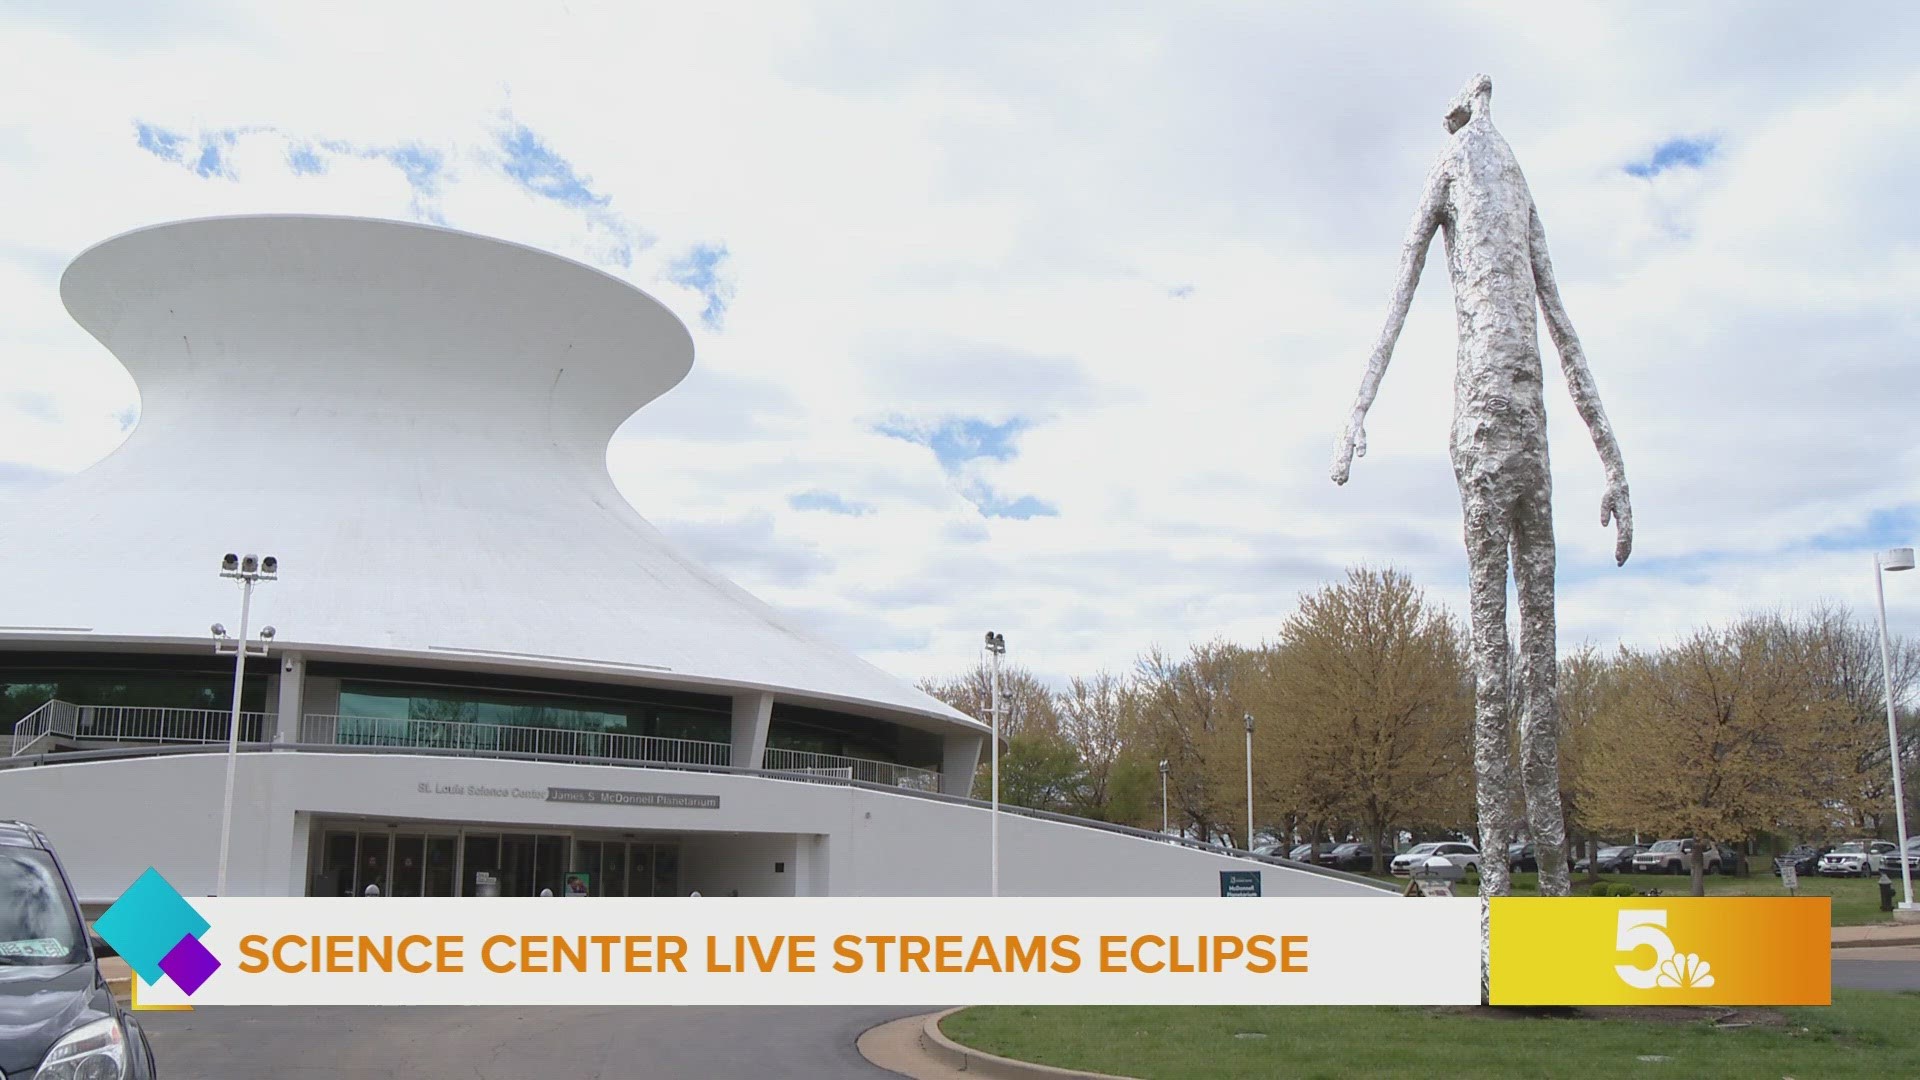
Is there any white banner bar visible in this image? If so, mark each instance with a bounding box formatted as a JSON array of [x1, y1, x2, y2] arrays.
[[136, 897, 1481, 1007]]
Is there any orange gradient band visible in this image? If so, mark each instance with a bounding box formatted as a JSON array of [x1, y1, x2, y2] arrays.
[[1489, 897, 1829, 1005]]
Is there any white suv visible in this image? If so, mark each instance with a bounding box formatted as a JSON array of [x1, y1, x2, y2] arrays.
[[1389, 841, 1480, 877], [1818, 840, 1898, 877]]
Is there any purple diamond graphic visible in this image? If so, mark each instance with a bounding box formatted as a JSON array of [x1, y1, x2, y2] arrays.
[[158, 934, 220, 995]]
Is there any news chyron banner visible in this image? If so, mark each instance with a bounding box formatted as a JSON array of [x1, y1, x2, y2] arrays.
[[100, 872, 1829, 1009]]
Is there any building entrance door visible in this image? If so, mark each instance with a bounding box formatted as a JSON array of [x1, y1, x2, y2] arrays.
[[310, 823, 673, 897], [356, 833, 389, 896], [391, 834, 425, 896]]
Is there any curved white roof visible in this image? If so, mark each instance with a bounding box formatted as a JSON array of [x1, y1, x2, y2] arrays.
[[0, 215, 980, 734]]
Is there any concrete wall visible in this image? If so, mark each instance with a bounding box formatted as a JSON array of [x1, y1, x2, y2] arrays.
[[0, 752, 1386, 903], [681, 833, 807, 898]]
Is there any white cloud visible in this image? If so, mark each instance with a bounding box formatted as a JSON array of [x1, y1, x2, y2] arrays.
[[4, 1, 1920, 685]]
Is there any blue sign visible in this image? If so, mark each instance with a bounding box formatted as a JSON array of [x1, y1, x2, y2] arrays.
[[1219, 870, 1262, 897]]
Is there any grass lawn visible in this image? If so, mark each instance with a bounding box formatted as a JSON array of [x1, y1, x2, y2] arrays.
[[944, 991, 1920, 1079], [1364, 870, 1891, 926]]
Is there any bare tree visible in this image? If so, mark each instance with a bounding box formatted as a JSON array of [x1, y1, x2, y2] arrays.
[[1134, 642, 1256, 844], [1055, 671, 1137, 818], [1782, 603, 1920, 834]]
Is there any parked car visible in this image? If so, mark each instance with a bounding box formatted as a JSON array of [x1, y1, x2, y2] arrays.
[[1286, 843, 1315, 862], [1508, 842, 1539, 872], [1574, 844, 1647, 874], [1631, 839, 1724, 875], [1773, 844, 1829, 877], [0, 820, 159, 1079], [1316, 843, 1377, 871], [1818, 840, 1899, 877], [1389, 841, 1481, 877], [1894, 839, 1920, 875]]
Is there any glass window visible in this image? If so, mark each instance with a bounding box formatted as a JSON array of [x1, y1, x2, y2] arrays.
[[603, 843, 627, 898], [0, 848, 83, 966], [2, 670, 268, 714], [333, 681, 731, 754]]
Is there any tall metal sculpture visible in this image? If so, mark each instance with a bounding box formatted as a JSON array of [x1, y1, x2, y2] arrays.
[[1331, 74, 1632, 902]]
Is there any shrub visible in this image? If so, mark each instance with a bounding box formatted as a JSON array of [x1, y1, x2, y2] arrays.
[[1589, 882, 1613, 897], [1610, 884, 1637, 897]]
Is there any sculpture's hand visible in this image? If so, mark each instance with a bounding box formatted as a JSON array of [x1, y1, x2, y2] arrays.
[[1331, 413, 1368, 485], [1601, 478, 1633, 566]]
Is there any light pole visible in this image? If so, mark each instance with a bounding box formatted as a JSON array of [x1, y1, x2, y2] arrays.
[[1872, 546, 1917, 911], [213, 552, 277, 896], [1243, 712, 1255, 851], [984, 630, 1006, 898], [1159, 759, 1170, 834]]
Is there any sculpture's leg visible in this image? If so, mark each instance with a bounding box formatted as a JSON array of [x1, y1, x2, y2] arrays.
[[1514, 485, 1570, 897], [1463, 488, 1515, 900], [1461, 485, 1514, 999]]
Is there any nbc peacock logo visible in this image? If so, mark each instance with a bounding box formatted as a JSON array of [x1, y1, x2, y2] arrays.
[[1613, 909, 1715, 990]]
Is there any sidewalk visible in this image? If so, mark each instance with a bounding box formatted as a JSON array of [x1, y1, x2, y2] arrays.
[[1831, 923, 1920, 949]]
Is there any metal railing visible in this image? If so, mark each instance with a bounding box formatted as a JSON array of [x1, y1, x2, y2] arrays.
[[299, 714, 732, 768], [9, 700, 74, 756], [762, 747, 941, 792], [73, 705, 268, 746], [8, 700, 266, 755]]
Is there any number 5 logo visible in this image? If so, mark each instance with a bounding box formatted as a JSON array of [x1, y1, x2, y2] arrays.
[[1614, 910, 1675, 988], [1615, 909, 1716, 989]]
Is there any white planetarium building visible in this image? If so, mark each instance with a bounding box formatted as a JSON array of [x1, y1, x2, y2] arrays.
[[0, 215, 1377, 904]]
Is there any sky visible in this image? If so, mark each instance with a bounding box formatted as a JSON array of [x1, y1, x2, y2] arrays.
[[2, 2, 1919, 686]]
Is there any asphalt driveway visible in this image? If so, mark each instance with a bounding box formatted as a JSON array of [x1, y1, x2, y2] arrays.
[[142, 1004, 934, 1079]]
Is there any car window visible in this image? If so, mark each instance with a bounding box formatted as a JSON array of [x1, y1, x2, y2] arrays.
[[1405, 844, 1438, 856], [1649, 841, 1680, 853], [0, 848, 84, 966], [1834, 842, 1866, 853]]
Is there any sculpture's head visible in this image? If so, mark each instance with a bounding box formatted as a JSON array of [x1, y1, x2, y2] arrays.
[[1444, 73, 1493, 134]]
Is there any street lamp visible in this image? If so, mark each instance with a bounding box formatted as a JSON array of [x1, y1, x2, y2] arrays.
[[1872, 546, 1917, 911], [1159, 759, 1170, 834], [984, 631, 1006, 898], [1243, 713, 1255, 851], [213, 552, 278, 897]]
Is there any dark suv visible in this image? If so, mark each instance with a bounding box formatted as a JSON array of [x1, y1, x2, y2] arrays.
[[0, 820, 158, 1079]]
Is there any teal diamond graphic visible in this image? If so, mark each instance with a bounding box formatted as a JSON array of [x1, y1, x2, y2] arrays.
[[93, 867, 210, 986]]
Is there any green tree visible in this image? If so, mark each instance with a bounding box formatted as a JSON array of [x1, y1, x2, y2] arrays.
[[1268, 567, 1473, 872], [1579, 617, 1845, 896]]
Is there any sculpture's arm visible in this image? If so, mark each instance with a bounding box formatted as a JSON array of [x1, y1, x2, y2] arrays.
[[1530, 203, 1633, 566], [1332, 161, 1447, 485]]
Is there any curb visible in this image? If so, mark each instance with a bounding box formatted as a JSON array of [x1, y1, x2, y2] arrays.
[[916, 1008, 1138, 1080]]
